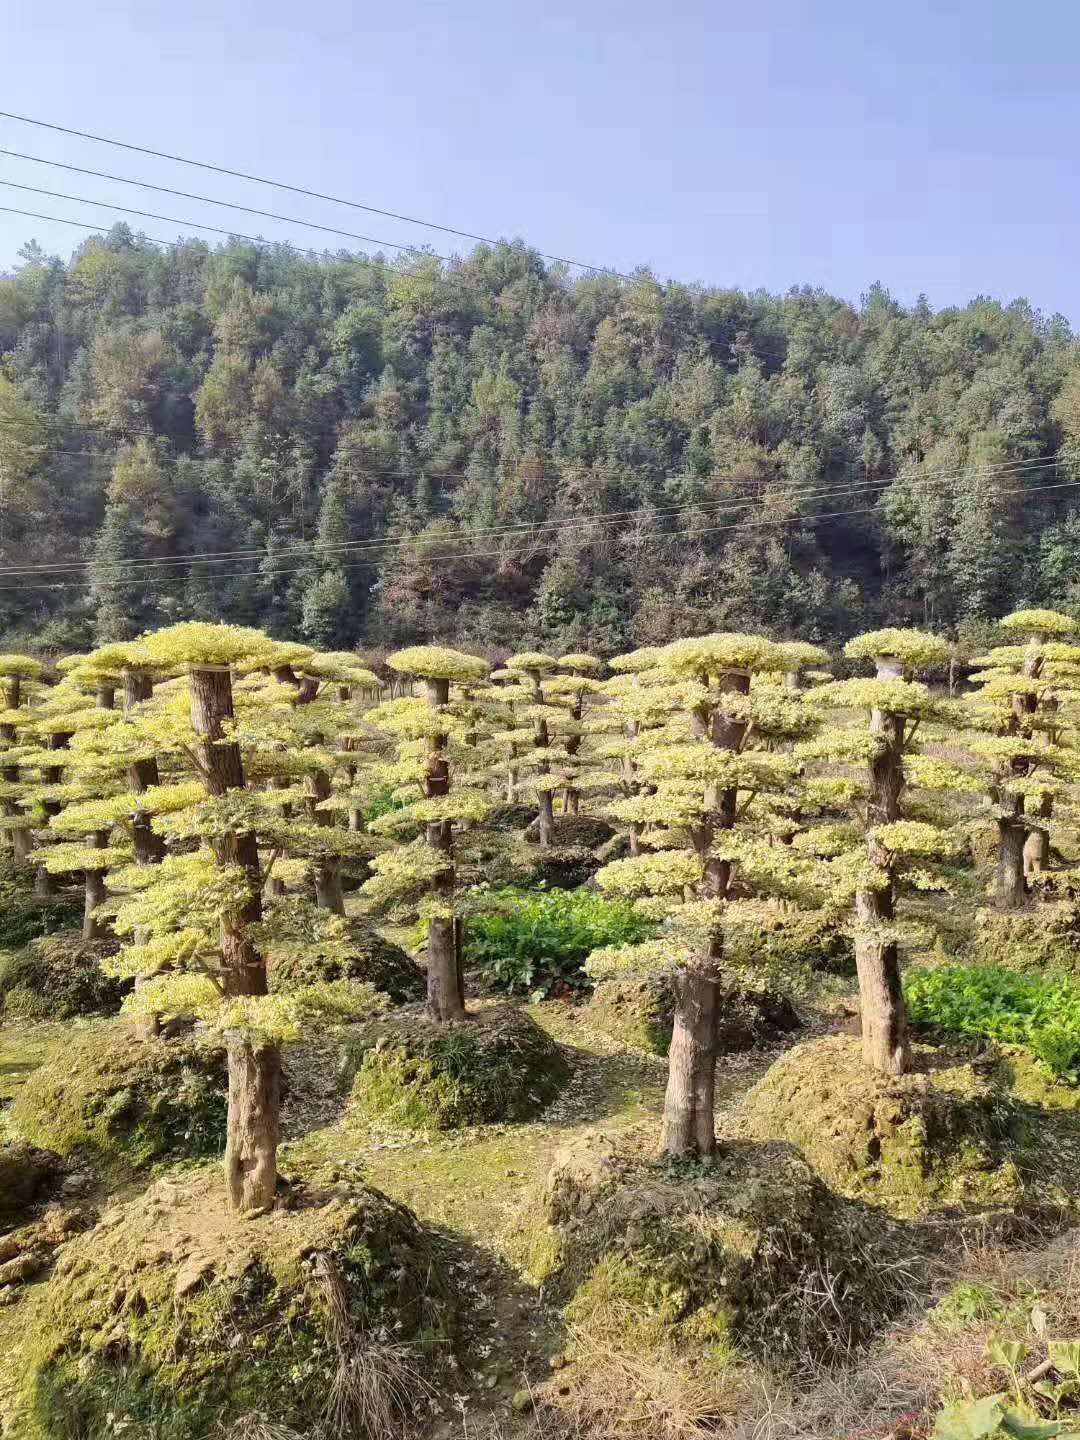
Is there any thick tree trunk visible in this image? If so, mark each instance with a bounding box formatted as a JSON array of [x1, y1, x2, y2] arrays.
[[1024, 792, 1053, 877], [309, 770, 344, 914], [423, 678, 465, 1021], [224, 1035, 280, 1213], [660, 954, 721, 1159], [1, 676, 29, 867], [123, 674, 165, 869], [854, 845, 908, 1074], [997, 817, 1028, 909], [314, 864, 345, 914], [83, 831, 109, 940], [188, 665, 276, 1212], [537, 788, 555, 848]]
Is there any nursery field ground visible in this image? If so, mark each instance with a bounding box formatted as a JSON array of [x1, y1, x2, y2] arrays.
[[0, 1000, 780, 1434]]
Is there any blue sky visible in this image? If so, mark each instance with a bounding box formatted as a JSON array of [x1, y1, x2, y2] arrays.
[[3, 0, 1080, 319]]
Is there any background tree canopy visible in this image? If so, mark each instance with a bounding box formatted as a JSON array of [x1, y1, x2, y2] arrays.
[[1, 224, 1079, 653]]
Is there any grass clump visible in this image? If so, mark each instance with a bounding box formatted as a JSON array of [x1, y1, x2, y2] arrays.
[[8, 1022, 227, 1176], [10, 1169, 455, 1440], [464, 884, 655, 997], [345, 1003, 570, 1130], [906, 964, 1080, 1078], [0, 935, 127, 1020], [972, 902, 1080, 974]]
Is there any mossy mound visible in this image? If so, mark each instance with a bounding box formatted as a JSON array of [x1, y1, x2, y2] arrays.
[[0, 1143, 63, 1229], [268, 917, 424, 1004], [538, 1129, 918, 1364], [9, 1170, 456, 1440], [972, 903, 1080, 973], [736, 1034, 1080, 1215], [587, 975, 800, 1057], [345, 1003, 570, 1130], [524, 815, 615, 850], [8, 1023, 227, 1177], [0, 935, 127, 1020]]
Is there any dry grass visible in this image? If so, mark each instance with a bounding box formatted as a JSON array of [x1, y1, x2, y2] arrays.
[[314, 1249, 434, 1440], [518, 1228, 1080, 1440], [219, 1417, 309, 1440]]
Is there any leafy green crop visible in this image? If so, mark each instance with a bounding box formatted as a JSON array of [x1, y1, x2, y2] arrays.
[[906, 964, 1080, 1078], [463, 885, 656, 996]]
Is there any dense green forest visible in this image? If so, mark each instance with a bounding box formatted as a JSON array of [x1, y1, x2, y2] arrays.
[[2, 223, 1080, 653]]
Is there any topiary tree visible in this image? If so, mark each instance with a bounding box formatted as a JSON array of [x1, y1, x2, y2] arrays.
[[0, 654, 45, 868], [587, 632, 801, 1159], [807, 628, 955, 1074], [962, 609, 1080, 907], [359, 644, 490, 1021], [504, 651, 563, 846], [115, 622, 290, 1211], [549, 653, 604, 815]]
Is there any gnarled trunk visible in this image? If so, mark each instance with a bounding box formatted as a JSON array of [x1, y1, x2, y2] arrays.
[[660, 951, 721, 1159], [224, 1035, 280, 1213], [123, 674, 165, 870]]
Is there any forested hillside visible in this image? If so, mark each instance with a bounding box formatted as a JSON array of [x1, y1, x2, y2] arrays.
[[2, 223, 1080, 653]]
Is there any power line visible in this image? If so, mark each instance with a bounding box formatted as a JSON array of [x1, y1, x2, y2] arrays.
[[0, 147, 507, 265], [0, 454, 1061, 581], [0, 201, 222, 253], [0, 110, 632, 279], [5, 467, 1076, 596], [0, 179, 444, 263]]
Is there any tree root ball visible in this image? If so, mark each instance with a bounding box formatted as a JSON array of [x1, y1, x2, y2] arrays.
[[345, 1003, 570, 1130], [0, 935, 127, 1020], [8, 1024, 227, 1176], [735, 1033, 1080, 1215], [586, 975, 800, 1057], [268, 918, 425, 1004], [8, 1170, 457, 1440], [536, 1128, 919, 1365]]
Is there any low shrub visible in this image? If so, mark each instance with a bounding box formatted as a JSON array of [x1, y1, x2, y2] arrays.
[[906, 964, 1080, 1078], [0, 936, 127, 1020], [463, 885, 655, 996]]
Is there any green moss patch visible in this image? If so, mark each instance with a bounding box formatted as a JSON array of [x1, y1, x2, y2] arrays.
[[345, 1003, 570, 1131], [537, 1128, 919, 1364], [736, 1034, 1080, 1215], [8, 1023, 227, 1177], [586, 976, 800, 1058], [9, 1169, 456, 1440], [0, 935, 127, 1020]]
